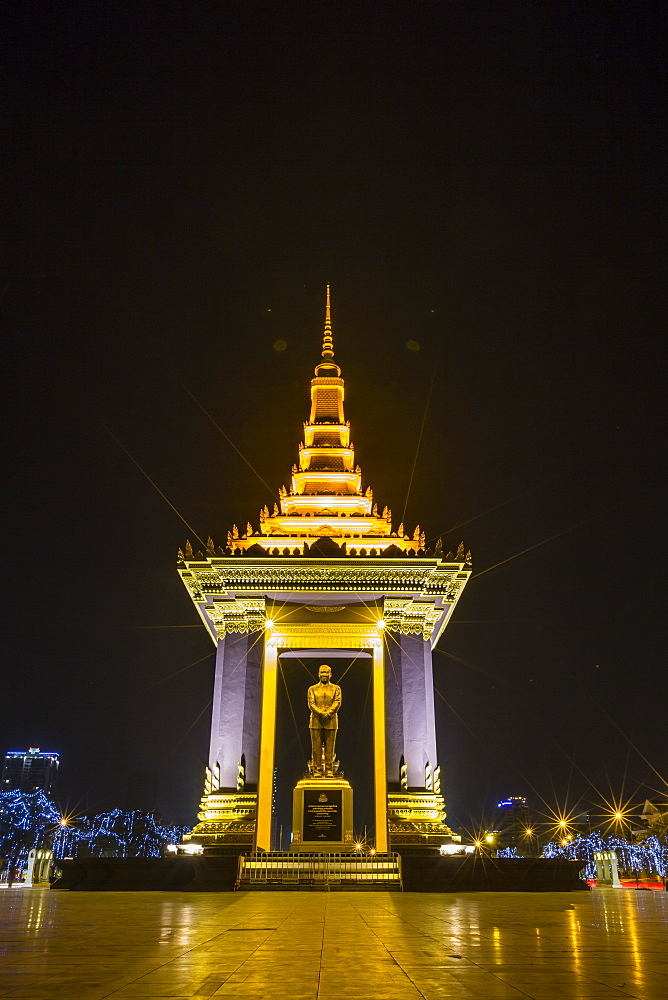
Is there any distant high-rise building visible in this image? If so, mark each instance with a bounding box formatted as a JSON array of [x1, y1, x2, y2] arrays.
[[496, 796, 531, 850], [2, 748, 59, 794]]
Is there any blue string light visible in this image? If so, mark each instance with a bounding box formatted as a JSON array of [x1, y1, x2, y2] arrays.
[[542, 832, 667, 880], [0, 790, 188, 873]]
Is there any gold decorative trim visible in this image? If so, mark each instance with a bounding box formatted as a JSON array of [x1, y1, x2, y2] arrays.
[[202, 598, 266, 637], [183, 791, 258, 846], [180, 559, 470, 645], [267, 623, 382, 649], [304, 605, 347, 613], [180, 558, 470, 645], [387, 791, 459, 843], [180, 560, 468, 597], [388, 791, 447, 824], [384, 599, 456, 642]]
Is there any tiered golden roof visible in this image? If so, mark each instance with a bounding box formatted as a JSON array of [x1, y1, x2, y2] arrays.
[[227, 287, 425, 556]]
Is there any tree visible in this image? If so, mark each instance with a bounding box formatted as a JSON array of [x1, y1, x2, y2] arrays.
[[0, 790, 61, 879]]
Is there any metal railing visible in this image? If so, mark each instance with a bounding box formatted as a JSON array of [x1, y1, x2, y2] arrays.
[[237, 852, 402, 889]]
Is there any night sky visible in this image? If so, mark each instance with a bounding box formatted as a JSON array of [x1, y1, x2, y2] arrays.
[[3, 2, 665, 835]]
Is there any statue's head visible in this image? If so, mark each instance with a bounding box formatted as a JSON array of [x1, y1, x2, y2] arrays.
[[318, 664, 332, 683]]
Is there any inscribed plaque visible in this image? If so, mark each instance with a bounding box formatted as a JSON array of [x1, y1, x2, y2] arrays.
[[303, 788, 342, 842]]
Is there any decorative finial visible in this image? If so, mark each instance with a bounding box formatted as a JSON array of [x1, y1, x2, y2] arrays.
[[322, 284, 334, 358]]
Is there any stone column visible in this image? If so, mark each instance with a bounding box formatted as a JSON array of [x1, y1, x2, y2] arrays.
[[209, 632, 263, 788], [398, 633, 438, 788], [384, 638, 405, 786]]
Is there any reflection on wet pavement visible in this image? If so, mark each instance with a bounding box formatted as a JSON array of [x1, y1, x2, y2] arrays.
[[0, 887, 665, 998]]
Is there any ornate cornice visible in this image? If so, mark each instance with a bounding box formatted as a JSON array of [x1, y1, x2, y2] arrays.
[[179, 556, 471, 643], [203, 598, 266, 638], [384, 599, 447, 642], [179, 558, 468, 599]]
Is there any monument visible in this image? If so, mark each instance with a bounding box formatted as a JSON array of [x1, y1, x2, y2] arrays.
[[291, 664, 353, 851], [179, 288, 472, 854]]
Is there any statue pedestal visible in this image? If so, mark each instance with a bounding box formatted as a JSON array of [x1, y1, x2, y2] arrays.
[[291, 777, 354, 852]]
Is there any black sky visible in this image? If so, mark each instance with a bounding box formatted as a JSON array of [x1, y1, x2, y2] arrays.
[[2, 1, 665, 831]]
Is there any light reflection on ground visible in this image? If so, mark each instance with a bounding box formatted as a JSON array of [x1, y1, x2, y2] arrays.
[[0, 887, 665, 998]]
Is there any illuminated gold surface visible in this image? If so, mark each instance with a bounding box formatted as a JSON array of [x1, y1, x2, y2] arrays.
[[265, 622, 382, 649], [1, 889, 666, 998], [255, 641, 278, 852], [291, 776, 354, 851], [372, 642, 388, 853], [307, 665, 341, 777], [180, 558, 471, 649], [387, 792, 460, 851], [205, 289, 454, 557], [185, 791, 257, 849]]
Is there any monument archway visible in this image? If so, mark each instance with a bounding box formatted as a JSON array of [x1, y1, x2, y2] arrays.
[[258, 622, 386, 851], [274, 648, 375, 845]]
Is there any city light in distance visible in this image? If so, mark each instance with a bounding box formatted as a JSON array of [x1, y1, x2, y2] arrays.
[[596, 793, 636, 834], [535, 804, 580, 843]]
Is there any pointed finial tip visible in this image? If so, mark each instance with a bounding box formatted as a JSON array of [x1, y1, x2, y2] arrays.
[[321, 283, 334, 358]]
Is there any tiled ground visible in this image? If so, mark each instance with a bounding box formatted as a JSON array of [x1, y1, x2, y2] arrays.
[[0, 887, 665, 999]]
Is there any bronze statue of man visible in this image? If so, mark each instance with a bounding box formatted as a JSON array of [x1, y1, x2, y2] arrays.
[[308, 664, 342, 777]]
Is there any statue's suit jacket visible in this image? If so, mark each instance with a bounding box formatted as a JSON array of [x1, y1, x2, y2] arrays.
[[308, 682, 342, 730]]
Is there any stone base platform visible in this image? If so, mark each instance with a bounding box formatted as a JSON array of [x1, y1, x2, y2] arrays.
[[51, 856, 239, 892], [51, 854, 588, 892], [401, 855, 589, 892]]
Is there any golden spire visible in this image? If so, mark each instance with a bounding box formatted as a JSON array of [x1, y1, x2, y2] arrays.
[[321, 284, 334, 358], [221, 290, 429, 556]]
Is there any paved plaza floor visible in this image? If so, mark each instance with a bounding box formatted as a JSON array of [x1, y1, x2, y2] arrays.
[[0, 888, 665, 999]]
